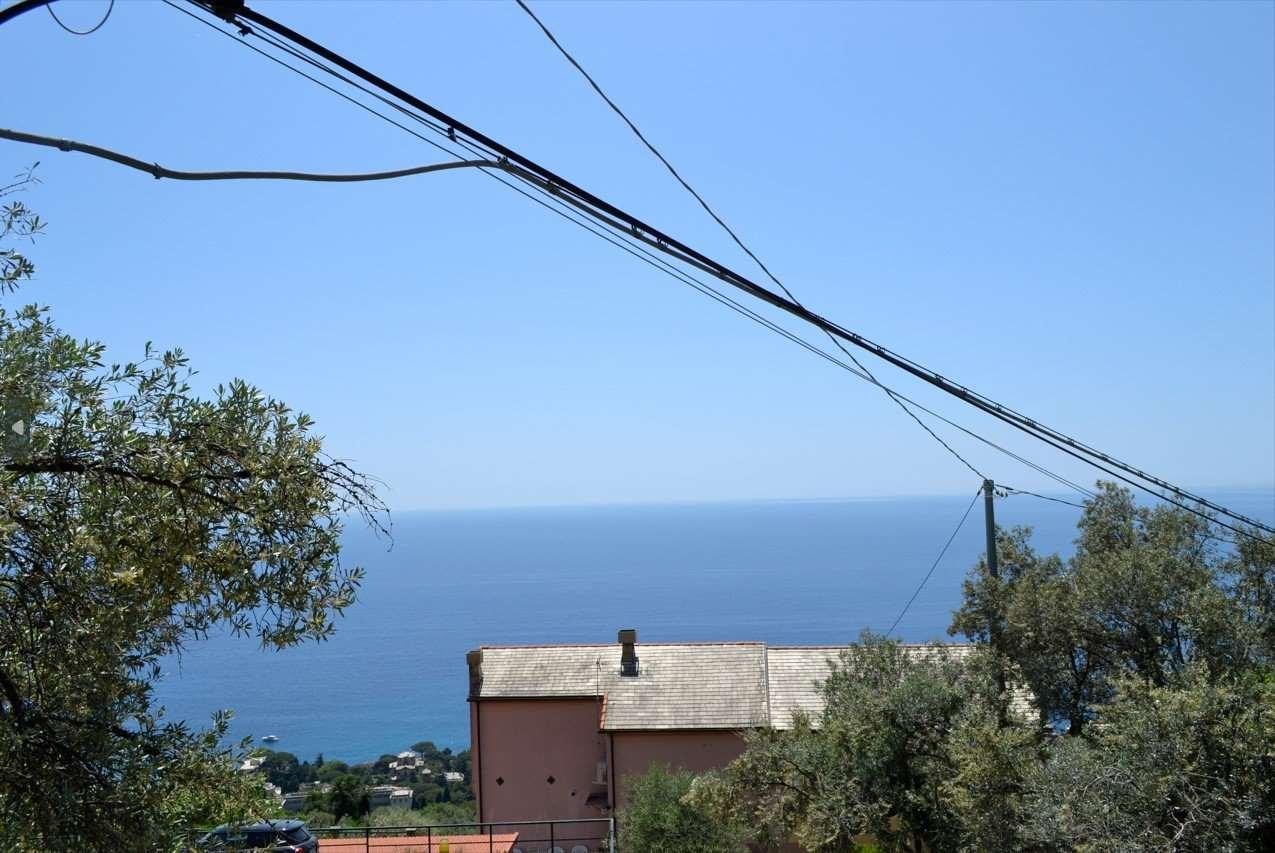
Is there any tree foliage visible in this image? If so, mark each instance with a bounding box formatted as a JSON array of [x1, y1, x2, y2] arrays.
[[688, 638, 1022, 852], [951, 483, 1260, 734], [618, 764, 748, 853], [0, 179, 386, 850], [326, 775, 371, 824], [1022, 668, 1275, 850], [693, 484, 1274, 851]]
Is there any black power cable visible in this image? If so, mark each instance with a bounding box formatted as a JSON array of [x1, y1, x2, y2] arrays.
[[164, 0, 1102, 509], [0, 127, 495, 182], [999, 487, 1087, 511], [180, 0, 1273, 541], [514, 0, 988, 483], [179, 0, 1271, 539], [203, 9, 1097, 505], [47, 0, 112, 35], [0, 0, 54, 27], [885, 487, 982, 638]]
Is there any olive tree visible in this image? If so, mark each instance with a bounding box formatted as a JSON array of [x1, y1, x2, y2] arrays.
[[619, 764, 748, 853], [951, 482, 1275, 848], [951, 482, 1257, 734], [0, 177, 386, 850], [688, 637, 1023, 852], [1023, 668, 1275, 850]]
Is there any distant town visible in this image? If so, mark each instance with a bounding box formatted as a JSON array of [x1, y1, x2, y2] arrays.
[[239, 740, 475, 827]]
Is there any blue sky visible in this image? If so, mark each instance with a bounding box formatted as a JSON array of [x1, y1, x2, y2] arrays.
[[4, 0, 1272, 510]]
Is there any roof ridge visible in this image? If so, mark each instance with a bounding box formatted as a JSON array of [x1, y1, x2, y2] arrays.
[[482, 640, 769, 650], [768, 641, 975, 649], [482, 641, 977, 651], [761, 645, 773, 728]]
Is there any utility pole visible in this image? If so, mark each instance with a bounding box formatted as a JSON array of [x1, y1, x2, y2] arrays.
[[984, 478, 1007, 718], [983, 479, 998, 581]]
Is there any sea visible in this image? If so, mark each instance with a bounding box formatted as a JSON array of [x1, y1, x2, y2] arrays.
[[152, 489, 1275, 764]]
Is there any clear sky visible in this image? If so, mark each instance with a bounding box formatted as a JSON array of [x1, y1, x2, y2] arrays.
[[4, 0, 1272, 510]]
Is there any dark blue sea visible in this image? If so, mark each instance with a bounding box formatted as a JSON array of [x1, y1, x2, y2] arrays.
[[153, 489, 1274, 764]]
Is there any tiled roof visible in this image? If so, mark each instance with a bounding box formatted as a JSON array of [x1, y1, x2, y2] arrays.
[[477, 645, 613, 698], [604, 644, 768, 730], [475, 643, 768, 730], [764, 646, 840, 729], [473, 639, 1031, 731]]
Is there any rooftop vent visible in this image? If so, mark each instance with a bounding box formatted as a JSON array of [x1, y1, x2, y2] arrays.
[[619, 628, 639, 677], [466, 649, 483, 697]]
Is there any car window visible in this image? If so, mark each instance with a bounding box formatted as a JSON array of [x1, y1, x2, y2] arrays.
[[243, 830, 274, 848], [283, 827, 313, 843]]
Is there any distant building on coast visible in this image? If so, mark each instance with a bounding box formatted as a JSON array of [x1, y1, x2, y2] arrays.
[[237, 755, 265, 773], [368, 785, 414, 810], [390, 749, 428, 773], [465, 629, 1021, 824], [282, 782, 332, 814]]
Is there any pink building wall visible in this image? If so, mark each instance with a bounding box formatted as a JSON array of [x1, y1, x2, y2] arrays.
[[471, 698, 607, 822], [610, 731, 747, 809], [472, 699, 748, 821]]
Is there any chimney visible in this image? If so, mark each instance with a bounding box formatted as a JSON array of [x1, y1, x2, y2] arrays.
[[618, 628, 639, 677], [466, 649, 483, 697]]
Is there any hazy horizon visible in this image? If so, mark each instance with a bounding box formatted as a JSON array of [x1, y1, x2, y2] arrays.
[[379, 482, 1275, 514]]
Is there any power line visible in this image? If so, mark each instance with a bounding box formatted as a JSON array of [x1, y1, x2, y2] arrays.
[[183, 0, 1273, 541], [46, 0, 112, 35], [174, 1, 1249, 532], [162, 0, 1101, 510], [999, 486, 1087, 510], [885, 487, 982, 638], [513, 0, 988, 482], [0, 127, 495, 183], [154, 0, 1275, 541]]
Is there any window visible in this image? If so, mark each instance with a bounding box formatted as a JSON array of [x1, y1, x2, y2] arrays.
[[283, 827, 313, 843]]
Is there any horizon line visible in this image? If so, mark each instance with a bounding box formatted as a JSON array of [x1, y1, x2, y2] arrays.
[[376, 483, 1275, 516]]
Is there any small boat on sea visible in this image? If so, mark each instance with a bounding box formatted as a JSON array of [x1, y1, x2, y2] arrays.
[[262, 735, 279, 743]]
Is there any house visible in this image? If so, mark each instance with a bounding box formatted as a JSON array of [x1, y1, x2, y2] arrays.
[[391, 750, 424, 771], [281, 791, 310, 813], [282, 781, 331, 812], [443, 771, 465, 784], [368, 784, 414, 810], [467, 628, 1025, 824], [237, 755, 265, 773]]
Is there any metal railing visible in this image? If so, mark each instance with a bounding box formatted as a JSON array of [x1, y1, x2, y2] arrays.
[[189, 817, 615, 852]]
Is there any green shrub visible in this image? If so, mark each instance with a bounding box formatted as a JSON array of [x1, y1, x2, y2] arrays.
[[368, 806, 419, 827], [618, 764, 747, 853]]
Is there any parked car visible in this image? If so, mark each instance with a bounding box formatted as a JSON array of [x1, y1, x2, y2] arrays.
[[196, 819, 318, 852]]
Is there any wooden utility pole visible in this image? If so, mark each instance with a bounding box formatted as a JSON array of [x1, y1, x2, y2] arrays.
[[983, 478, 998, 581], [984, 478, 1007, 717]]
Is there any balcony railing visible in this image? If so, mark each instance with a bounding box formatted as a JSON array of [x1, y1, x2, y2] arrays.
[[188, 817, 615, 853]]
